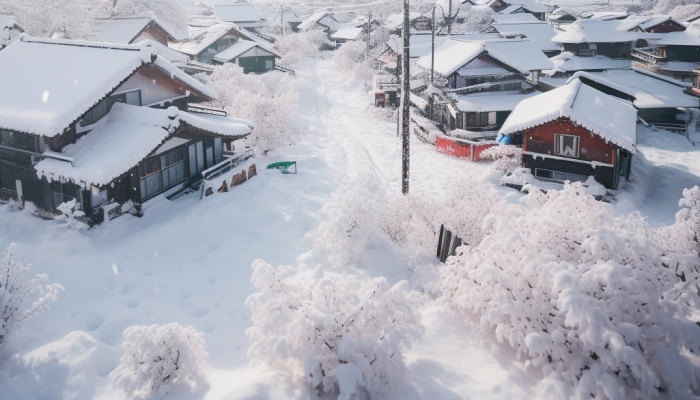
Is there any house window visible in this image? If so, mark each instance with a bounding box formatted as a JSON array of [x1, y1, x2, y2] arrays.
[[80, 89, 141, 127], [535, 168, 588, 183], [0, 130, 37, 152], [265, 60, 273, 70], [51, 180, 78, 208], [139, 147, 186, 201], [465, 112, 490, 128], [554, 134, 580, 158]]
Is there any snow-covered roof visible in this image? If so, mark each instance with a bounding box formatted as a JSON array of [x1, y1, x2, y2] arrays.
[[331, 27, 363, 40], [551, 20, 640, 43], [0, 15, 20, 31], [212, 39, 276, 61], [645, 25, 700, 46], [416, 38, 554, 76], [507, 0, 549, 13], [579, 11, 629, 21], [568, 70, 698, 109], [169, 22, 277, 56], [95, 17, 188, 43], [500, 79, 637, 152], [546, 52, 631, 73], [34, 104, 252, 187], [388, 33, 502, 58], [492, 22, 559, 52], [455, 90, 539, 112], [298, 11, 332, 31], [95, 18, 153, 44], [137, 39, 189, 66], [492, 13, 541, 24], [212, 4, 264, 24], [0, 36, 216, 138]]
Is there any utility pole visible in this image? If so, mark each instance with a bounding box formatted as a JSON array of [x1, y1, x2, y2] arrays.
[[448, 0, 453, 34], [401, 0, 410, 195], [430, 6, 436, 120], [281, 5, 285, 36], [366, 10, 371, 61]]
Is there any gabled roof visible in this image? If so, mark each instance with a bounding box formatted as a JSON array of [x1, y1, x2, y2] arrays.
[[95, 17, 188, 43], [492, 13, 541, 24], [500, 79, 637, 152], [492, 22, 559, 51], [298, 10, 333, 31], [455, 90, 539, 112], [568, 69, 698, 110], [385, 12, 424, 30], [508, 0, 550, 13], [212, 4, 263, 24], [212, 39, 277, 62], [35, 104, 252, 188], [331, 27, 363, 40], [551, 19, 640, 43], [0, 36, 216, 138], [617, 15, 685, 32], [416, 38, 554, 76], [169, 22, 277, 57], [579, 11, 629, 21]]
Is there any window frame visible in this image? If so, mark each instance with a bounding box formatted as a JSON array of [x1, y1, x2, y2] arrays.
[[554, 134, 580, 158]]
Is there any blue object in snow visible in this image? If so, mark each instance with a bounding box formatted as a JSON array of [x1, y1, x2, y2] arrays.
[[496, 134, 511, 145]]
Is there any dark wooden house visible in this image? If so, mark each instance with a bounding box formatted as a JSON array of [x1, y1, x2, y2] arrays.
[[0, 37, 253, 223], [551, 20, 638, 59], [169, 22, 280, 70], [499, 79, 637, 190]]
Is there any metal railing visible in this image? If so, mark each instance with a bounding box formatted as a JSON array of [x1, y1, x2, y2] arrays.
[[650, 122, 687, 134], [632, 48, 667, 65], [274, 65, 296, 75], [199, 149, 255, 199]]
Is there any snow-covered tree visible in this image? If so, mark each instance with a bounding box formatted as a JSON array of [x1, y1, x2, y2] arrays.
[[311, 179, 382, 269], [110, 323, 207, 398], [479, 144, 522, 172], [273, 30, 327, 67], [245, 259, 422, 399], [0, 0, 98, 39], [439, 183, 700, 399], [203, 64, 304, 156], [54, 199, 89, 231], [0, 244, 63, 344], [98, 0, 187, 38], [379, 179, 501, 255], [451, 6, 493, 34]]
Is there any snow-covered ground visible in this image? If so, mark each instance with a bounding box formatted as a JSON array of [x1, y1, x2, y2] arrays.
[[1, 54, 698, 399]]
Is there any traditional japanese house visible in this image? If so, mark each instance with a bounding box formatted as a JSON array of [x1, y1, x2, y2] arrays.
[[168, 22, 280, 70], [384, 12, 432, 34], [548, 12, 577, 29], [212, 39, 277, 72], [568, 69, 699, 131], [0, 15, 22, 50], [551, 20, 639, 59], [416, 38, 552, 130], [499, 79, 637, 190], [629, 20, 700, 82], [497, 2, 549, 21], [0, 36, 253, 223], [95, 17, 188, 46], [212, 3, 269, 31], [492, 20, 561, 57]]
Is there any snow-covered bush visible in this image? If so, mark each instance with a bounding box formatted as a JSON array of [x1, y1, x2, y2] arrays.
[[379, 179, 501, 254], [451, 6, 493, 34], [479, 144, 522, 172], [0, 244, 63, 344], [54, 199, 88, 230], [657, 186, 700, 255], [311, 179, 382, 268], [274, 30, 327, 67], [110, 323, 207, 398], [245, 259, 422, 399], [334, 39, 373, 80], [204, 64, 304, 155], [439, 182, 700, 399]]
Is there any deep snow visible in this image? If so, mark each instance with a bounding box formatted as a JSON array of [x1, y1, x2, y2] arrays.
[[0, 54, 696, 399]]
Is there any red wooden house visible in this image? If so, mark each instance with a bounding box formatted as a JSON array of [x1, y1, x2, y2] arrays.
[[498, 79, 637, 190]]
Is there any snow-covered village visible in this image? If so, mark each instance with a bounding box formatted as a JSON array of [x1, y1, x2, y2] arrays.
[[2, 0, 700, 398]]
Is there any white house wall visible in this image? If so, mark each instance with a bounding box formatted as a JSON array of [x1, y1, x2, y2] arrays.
[[238, 46, 274, 58], [116, 72, 181, 106]]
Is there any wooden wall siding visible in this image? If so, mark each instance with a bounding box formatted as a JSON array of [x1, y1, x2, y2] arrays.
[[646, 20, 686, 33], [666, 45, 700, 63], [523, 153, 618, 189], [118, 64, 208, 105], [139, 23, 169, 46], [436, 135, 497, 161], [523, 118, 617, 165], [239, 55, 275, 73]]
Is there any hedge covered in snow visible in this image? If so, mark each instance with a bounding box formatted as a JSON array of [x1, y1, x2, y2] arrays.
[[439, 183, 700, 399], [245, 259, 422, 399]]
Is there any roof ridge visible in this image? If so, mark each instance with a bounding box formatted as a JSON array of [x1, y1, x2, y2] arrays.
[[21, 35, 152, 53]]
